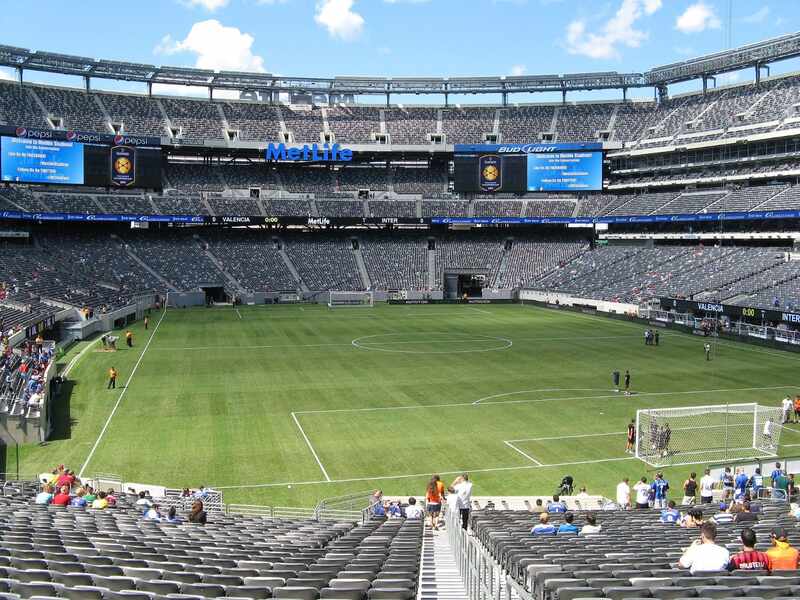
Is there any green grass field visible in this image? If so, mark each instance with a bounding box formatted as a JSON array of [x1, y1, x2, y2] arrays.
[[10, 303, 800, 508]]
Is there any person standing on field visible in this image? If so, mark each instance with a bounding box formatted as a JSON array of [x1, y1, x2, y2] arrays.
[[624, 370, 631, 396], [626, 419, 636, 454], [125, 330, 133, 348], [704, 343, 711, 361], [144, 315, 149, 330], [107, 367, 118, 390]]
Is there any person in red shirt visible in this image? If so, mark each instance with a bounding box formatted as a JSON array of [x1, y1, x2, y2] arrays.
[[52, 486, 72, 507], [728, 528, 771, 572]]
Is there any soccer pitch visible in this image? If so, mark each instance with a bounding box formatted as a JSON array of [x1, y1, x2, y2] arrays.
[[13, 303, 800, 508]]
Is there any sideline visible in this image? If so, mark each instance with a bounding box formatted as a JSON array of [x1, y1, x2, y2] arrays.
[[77, 308, 168, 478], [291, 412, 331, 482]]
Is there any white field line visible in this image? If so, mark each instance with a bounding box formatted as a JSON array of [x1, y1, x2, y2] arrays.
[[294, 385, 796, 416], [503, 440, 543, 466], [235, 308, 243, 320], [291, 411, 331, 482], [78, 308, 168, 479], [62, 336, 104, 378], [473, 388, 603, 405], [509, 431, 624, 443], [212, 455, 639, 490], [782, 424, 800, 435]]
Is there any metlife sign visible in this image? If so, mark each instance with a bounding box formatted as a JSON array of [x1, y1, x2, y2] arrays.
[[265, 143, 353, 162]]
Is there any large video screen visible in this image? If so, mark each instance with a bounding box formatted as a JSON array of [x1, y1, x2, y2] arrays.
[[0, 135, 162, 189], [526, 152, 603, 192], [453, 143, 604, 193], [1, 137, 84, 184]]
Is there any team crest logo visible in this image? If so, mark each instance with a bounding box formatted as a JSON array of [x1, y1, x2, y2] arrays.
[[478, 155, 502, 192], [110, 145, 135, 187]]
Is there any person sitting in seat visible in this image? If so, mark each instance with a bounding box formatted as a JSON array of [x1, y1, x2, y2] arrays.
[[546, 495, 567, 513], [144, 503, 162, 521], [557, 512, 579, 534], [135, 490, 152, 508], [52, 485, 71, 507], [766, 527, 800, 570], [35, 484, 54, 505], [164, 506, 181, 523], [404, 497, 423, 519], [728, 528, 771, 572], [531, 512, 557, 536], [580, 513, 602, 536], [660, 500, 680, 524], [70, 488, 88, 508], [734, 500, 758, 524], [189, 500, 207, 525], [678, 522, 730, 574], [91, 491, 109, 510]]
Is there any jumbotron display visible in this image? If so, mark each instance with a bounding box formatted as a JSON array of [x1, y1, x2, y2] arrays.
[[0, 127, 162, 189], [453, 143, 604, 193]]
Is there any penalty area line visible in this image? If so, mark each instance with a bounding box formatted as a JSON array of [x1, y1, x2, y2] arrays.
[[503, 440, 542, 465], [235, 308, 243, 320]]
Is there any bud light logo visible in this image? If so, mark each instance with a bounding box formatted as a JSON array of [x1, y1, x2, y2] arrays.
[[66, 131, 77, 141], [15, 127, 26, 137]]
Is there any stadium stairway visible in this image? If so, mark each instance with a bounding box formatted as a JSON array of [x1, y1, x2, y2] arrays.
[[418, 526, 468, 600]]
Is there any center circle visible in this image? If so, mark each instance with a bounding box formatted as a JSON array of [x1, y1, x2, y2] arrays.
[[351, 332, 513, 354]]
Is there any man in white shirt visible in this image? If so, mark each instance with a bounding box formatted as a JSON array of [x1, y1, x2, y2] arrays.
[[678, 522, 730, 574], [453, 474, 473, 531], [700, 468, 715, 504], [782, 396, 794, 424], [404, 497, 423, 519], [633, 477, 650, 509], [616, 477, 630, 509]]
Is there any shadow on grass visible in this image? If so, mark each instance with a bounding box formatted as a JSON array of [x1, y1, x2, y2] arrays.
[[47, 379, 76, 442]]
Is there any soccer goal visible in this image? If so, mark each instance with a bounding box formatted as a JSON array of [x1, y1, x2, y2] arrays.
[[327, 291, 374, 308], [635, 403, 783, 467]]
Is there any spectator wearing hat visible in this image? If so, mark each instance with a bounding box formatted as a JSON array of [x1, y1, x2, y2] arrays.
[[766, 527, 800, 570]]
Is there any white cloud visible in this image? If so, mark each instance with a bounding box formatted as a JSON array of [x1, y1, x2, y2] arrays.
[[742, 6, 770, 24], [675, 2, 721, 33], [510, 64, 526, 76], [151, 83, 241, 99], [155, 20, 266, 72], [565, 0, 662, 60], [314, 0, 364, 41], [0, 68, 14, 81], [180, 0, 230, 11]]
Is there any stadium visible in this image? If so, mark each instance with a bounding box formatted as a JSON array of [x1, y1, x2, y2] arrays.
[[2, 1, 800, 599]]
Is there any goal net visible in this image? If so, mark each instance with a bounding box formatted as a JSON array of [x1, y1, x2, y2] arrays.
[[327, 291, 374, 308], [635, 403, 783, 467]]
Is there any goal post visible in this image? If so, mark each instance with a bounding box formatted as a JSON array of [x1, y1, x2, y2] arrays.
[[327, 291, 374, 308], [635, 403, 783, 467]]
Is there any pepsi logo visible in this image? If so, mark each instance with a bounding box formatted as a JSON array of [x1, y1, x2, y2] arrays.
[[114, 135, 123, 145], [15, 127, 26, 137], [66, 131, 77, 141]]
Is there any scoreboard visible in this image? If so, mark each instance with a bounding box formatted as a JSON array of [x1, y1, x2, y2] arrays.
[[0, 127, 161, 189], [454, 143, 604, 193]]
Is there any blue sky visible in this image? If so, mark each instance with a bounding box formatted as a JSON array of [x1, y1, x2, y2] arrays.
[[1, 0, 799, 103]]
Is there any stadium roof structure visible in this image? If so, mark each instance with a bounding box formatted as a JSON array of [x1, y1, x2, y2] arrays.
[[2, 32, 800, 101]]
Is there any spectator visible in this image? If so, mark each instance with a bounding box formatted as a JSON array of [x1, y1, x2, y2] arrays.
[[734, 501, 759, 524], [682, 472, 698, 505], [372, 501, 386, 517], [388, 501, 404, 519], [766, 527, 800, 570], [651, 472, 669, 509], [164, 507, 181, 523], [83, 486, 97, 504], [678, 522, 730, 574], [453, 473, 473, 531], [135, 490, 152, 508], [728, 528, 771, 572], [52, 485, 71, 506], [189, 500, 207, 525], [580, 513, 602, 535], [712, 502, 735, 525], [534, 498, 544, 513], [721, 467, 734, 501], [405, 497, 423, 519], [558, 512, 579, 534], [633, 477, 650, 509], [680, 507, 705, 529], [616, 477, 630, 509], [531, 512, 557, 536], [546, 495, 567, 513], [576, 486, 589, 501], [92, 491, 109, 510], [734, 467, 749, 501], [70, 488, 88, 508], [192, 485, 209, 500], [425, 476, 443, 530], [748, 468, 764, 498], [770, 462, 784, 487], [106, 489, 117, 507], [144, 503, 161, 520], [660, 500, 680, 524], [788, 473, 797, 502], [35, 484, 54, 505], [700, 468, 715, 504]]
